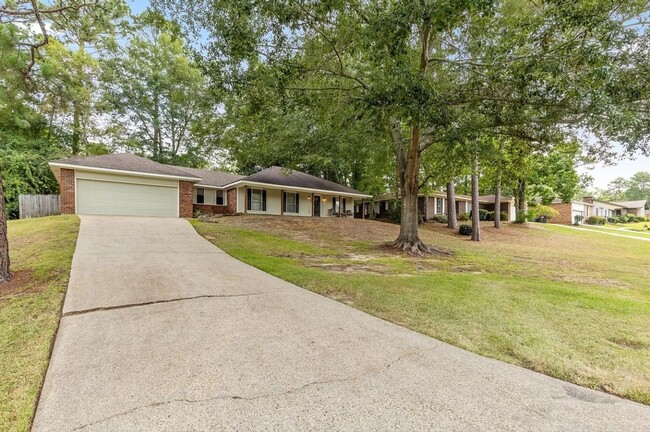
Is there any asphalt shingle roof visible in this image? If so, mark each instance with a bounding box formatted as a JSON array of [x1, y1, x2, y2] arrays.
[[244, 166, 367, 195], [50, 154, 201, 180], [171, 165, 245, 187], [611, 200, 647, 208]]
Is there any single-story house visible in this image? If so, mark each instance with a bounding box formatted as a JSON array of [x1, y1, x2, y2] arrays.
[[549, 197, 648, 224], [49, 154, 372, 218], [372, 192, 517, 222]]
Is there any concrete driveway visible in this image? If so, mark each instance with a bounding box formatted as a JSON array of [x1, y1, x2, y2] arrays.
[[33, 216, 650, 431]]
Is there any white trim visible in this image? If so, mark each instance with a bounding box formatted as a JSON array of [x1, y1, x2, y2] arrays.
[[49, 162, 202, 182], [177, 180, 180, 217], [229, 180, 372, 199], [74, 175, 178, 188]]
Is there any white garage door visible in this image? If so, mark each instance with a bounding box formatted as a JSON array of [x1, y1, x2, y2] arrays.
[[77, 179, 178, 217]]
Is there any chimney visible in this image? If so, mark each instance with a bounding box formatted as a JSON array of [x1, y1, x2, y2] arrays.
[[583, 196, 594, 204]]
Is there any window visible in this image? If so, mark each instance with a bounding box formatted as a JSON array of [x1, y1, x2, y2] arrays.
[[251, 189, 263, 211], [436, 197, 443, 214], [216, 190, 225, 206], [284, 192, 299, 213], [196, 188, 204, 204]]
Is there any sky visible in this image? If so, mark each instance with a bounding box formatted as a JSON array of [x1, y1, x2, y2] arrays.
[[127, 0, 649, 190], [579, 155, 650, 190]]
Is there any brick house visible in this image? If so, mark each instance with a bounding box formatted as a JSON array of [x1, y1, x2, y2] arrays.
[[49, 154, 371, 218], [549, 197, 648, 224]]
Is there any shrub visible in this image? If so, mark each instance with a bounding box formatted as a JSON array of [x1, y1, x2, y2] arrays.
[[574, 215, 584, 225], [617, 216, 627, 224], [485, 211, 495, 221], [431, 214, 448, 223], [527, 204, 559, 222], [514, 210, 528, 224], [478, 209, 489, 221], [458, 224, 472, 235], [500, 211, 508, 221], [586, 216, 606, 225], [458, 212, 470, 221], [627, 215, 639, 223], [607, 217, 617, 224], [637, 216, 647, 222]]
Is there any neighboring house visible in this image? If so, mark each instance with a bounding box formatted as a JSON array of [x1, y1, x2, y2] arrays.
[[49, 154, 371, 218], [373, 192, 517, 222], [550, 196, 648, 224]]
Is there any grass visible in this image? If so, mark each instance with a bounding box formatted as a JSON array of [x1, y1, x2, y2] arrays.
[[607, 222, 650, 232], [0, 216, 79, 432], [193, 216, 650, 405]]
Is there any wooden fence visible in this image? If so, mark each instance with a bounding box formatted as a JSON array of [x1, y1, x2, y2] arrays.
[[19, 194, 60, 219]]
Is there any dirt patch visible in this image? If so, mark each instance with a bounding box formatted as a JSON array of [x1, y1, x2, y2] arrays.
[[302, 261, 388, 275], [560, 275, 630, 289], [0, 270, 36, 301], [609, 337, 649, 350]]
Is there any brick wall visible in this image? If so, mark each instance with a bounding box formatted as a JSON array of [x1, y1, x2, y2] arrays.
[[550, 202, 572, 224], [192, 188, 238, 216], [179, 181, 194, 218], [60, 168, 75, 214], [227, 188, 237, 214]]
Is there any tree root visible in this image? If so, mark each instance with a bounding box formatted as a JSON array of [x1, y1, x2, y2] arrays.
[[389, 239, 452, 256]]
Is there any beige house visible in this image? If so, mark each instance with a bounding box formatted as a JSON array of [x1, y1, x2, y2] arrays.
[[373, 192, 517, 222], [49, 154, 371, 218], [549, 197, 648, 224]]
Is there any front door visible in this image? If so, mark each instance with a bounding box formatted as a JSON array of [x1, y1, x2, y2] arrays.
[[313, 195, 321, 217]]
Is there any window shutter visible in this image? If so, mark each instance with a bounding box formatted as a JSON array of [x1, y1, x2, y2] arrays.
[[247, 188, 252, 211], [332, 197, 336, 211], [282, 192, 286, 212], [343, 198, 346, 213], [262, 190, 267, 211], [295, 193, 299, 213]]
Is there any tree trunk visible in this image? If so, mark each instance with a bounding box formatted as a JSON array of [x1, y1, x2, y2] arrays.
[[0, 172, 11, 283], [516, 178, 528, 221], [494, 171, 502, 229], [446, 181, 457, 230], [72, 101, 81, 155], [391, 126, 431, 254], [471, 152, 481, 242]]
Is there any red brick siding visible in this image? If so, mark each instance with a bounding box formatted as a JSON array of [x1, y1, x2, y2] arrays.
[[550, 202, 573, 224], [59, 168, 76, 214], [227, 188, 237, 214], [193, 188, 237, 216], [179, 181, 194, 218]]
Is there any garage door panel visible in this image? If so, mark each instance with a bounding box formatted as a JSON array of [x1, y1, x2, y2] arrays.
[[77, 179, 178, 217]]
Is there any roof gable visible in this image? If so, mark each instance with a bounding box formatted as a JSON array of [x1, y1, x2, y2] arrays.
[[242, 166, 367, 196], [170, 165, 245, 187], [49, 154, 201, 180]]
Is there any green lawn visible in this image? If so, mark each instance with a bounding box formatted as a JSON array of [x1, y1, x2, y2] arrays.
[[0, 216, 79, 432], [607, 222, 650, 232], [572, 224, 650, 239], [193, 216, 650, 405]]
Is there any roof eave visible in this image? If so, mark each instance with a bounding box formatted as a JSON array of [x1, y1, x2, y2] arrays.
[[48, 162, 203, 182], [226, 180, 372, 199]]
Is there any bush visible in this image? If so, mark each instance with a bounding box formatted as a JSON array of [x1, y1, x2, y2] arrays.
[[431, 214, 448, 223], [500, 211, 508, 222], [607, 217, 617, 224], [514, 210, 528, 224], [458, 212, 470, 221], [637, 216, 647, 222], [617, 216, 627, 224], [527, 204, 559, 221], [627, 215, 639, 223], [478, 209, 489, 221], [586, 216, 606, 225], [485, 211, 495, 221], [458, 224, 472, 236]]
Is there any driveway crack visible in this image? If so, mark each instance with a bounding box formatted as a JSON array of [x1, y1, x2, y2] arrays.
[[62, 292, 268, 317], [70, 348, 435, 430]]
